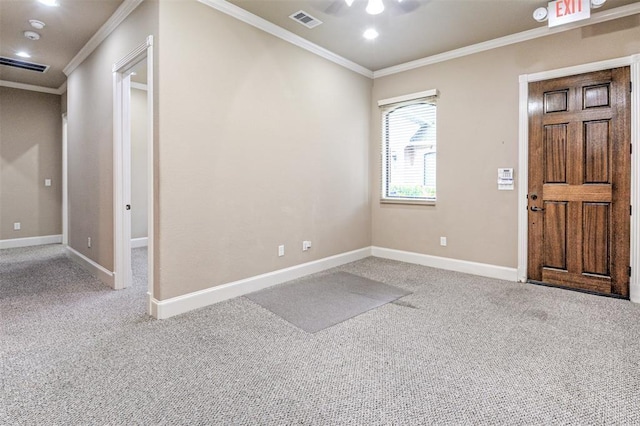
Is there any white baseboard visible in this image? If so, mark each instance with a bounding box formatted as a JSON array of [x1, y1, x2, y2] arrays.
[[151, 247, 372, 319], [0, 234, 62, 249], [371, 246, 518, 282], [131, 237, 148, 248], [65, 246, 115, 288]]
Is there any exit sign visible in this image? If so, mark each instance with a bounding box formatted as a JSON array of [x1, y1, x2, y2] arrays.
[[548, 0, 590, 27]]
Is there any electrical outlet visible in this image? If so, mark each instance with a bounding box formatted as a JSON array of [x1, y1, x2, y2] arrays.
[[278, 245, 284, 257], [88, 237, 92, 248], [44, 179, 51, 187], [440, 237, 447, 247], [13, 222, 21, 231], [302, 240, 312, 251]]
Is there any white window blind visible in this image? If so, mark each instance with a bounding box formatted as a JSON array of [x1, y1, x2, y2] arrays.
[[380, 91, 437, 203]]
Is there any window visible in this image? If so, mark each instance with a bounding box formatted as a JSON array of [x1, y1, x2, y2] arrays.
[[380, 91, 437, 203]]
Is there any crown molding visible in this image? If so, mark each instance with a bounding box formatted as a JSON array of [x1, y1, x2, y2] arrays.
[[63, 0, 144, 76], [0, 79, 64, 95], [374, 2, 640, 78], [58, 0, 640, 84], [57, 80, 67, 94], [197, 0, 373, 79]]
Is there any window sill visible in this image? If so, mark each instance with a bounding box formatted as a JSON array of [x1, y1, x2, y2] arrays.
[[380, 198, 436, 206]]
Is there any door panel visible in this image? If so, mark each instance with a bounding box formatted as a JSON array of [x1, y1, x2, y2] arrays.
[[544, 124, 567, 183], [544, 90, 568, 113], [543, 202, 567, 270], [584, 121, 610, 183], [528, 67, 631, 297], [583, 84, 610, 109], [582, 202, 609, 276]]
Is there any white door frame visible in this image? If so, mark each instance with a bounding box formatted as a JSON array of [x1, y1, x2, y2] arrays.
[[517, 53, 640, 303], [113, 36, 154, 314], [62, 113, 68, 246]]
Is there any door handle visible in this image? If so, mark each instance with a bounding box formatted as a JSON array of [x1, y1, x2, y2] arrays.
[[125, 204, 131, 210], [530, 206, 545, 212]]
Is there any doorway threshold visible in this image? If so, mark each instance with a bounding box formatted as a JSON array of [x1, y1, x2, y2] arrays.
[[526, 280, 630, 301]]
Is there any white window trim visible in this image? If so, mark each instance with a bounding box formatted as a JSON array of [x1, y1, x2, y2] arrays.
[[378, 89, 438, 107], [379, 89, 438, 205]]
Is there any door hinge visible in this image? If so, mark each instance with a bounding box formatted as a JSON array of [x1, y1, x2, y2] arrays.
[[631, 81, 633, 93], [629, 266, 632, 277], [631, 144, 633, 155], [631, 205, 633, 216]]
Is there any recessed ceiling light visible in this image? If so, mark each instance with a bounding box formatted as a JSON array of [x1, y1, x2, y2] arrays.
[[38, 0, 59, 6], [24, 30, 41, 41], [16, 51, 31, 58], [363, 28, 379, 40], [29, 19, 46, 30], [591, 0, 606, 8], [366, 0, 385, 15]]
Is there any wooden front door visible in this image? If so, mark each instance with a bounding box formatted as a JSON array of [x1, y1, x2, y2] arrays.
[[528, 67, 631, 297]]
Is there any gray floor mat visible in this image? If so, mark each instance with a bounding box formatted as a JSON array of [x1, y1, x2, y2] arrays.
[[244, 271, 411, 333]]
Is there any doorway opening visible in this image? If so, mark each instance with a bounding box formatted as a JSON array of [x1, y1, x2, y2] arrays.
[[527, 67, 630, 297], [113, 36, 154, 315], [62, 112, 68, 246], [517, 54, 640, 303]]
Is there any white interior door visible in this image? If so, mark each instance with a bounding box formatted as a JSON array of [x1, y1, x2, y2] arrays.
[[113, 71, 133, 289], [62, 113, 68, 246], [113, 36, 154, 314]]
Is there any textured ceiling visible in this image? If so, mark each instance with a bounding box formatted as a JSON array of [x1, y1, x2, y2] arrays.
[[227, 0, 640, 71], [1, 0, 639, 90], [0, 0, 123, 89]]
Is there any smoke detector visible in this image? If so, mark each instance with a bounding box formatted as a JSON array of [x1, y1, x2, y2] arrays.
[[533, 7, 548, 22], [29, 20, 46, 30], [24, 31, 41, 41]]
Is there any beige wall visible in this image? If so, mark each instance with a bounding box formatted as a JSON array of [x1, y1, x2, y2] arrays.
[[67, 0, 157, 271], [0, 87, 62, 240], [63, 0, 638, 301], [372, 15, 640, 268], [131, 87, 148, 239], [156, 1, 372, 299], [61, 91, 67, 115]]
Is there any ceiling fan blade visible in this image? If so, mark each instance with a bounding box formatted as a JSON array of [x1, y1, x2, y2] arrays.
[[322, 0, 347, 16], [314, 0, 423, 18], [391, 0, 422, 15]]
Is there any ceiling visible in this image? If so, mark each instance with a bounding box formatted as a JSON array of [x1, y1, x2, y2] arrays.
[[227, 0, 640, 71], [0, 0, 123, 89], [0, 0, 639, 91]]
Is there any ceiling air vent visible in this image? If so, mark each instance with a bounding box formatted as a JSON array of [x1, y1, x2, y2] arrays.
[[0, 56, 49, 73], [289, 10, 323, 29]]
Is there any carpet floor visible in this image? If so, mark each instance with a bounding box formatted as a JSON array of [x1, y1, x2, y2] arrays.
[[2, 244, 640, 424]]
